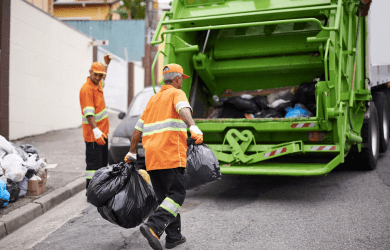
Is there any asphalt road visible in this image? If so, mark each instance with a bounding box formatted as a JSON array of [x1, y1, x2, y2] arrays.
[[2, 152, 390, 250]]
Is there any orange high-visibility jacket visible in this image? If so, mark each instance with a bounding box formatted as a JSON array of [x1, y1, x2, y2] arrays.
[[135, 85, 192, 171], [79, 78, 109, 142]]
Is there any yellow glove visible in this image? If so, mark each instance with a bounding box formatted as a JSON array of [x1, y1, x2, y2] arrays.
[[190, 125, 203, 144], [139, 169, 151, 185]]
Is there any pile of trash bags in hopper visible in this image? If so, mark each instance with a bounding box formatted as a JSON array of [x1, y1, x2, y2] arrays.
[[208, 77, 320, 119], [0, 135, 47, 207]]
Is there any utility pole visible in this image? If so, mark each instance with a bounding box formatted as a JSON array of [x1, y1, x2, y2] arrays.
[[143, 0, 158, 87]]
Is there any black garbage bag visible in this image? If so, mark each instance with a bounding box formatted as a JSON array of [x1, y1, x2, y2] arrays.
[[258, 109, 284, 118], [10, 142, 28, 161], [184, 138, 222, 190], [296, 103, 314, 117], [25, 169, 35, 179], [273, 101, 294, 116], [293, 82, 316, 105], [19, 144, 40, 158], [219, 106, 246, 118], [6, 179, 20, 203], [87, 162, 132, 207], [224, 96, 260, 114], [97, 162, 158, 229], [253, 96, 269, 111], [305, 102, 317, 115]]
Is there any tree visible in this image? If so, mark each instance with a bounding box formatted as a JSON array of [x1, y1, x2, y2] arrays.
[[106, 0, 145, 20]]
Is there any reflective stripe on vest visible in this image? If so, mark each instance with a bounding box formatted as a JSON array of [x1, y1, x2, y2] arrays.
[[95, 108, 108, 122], [86, 170, 96, 179], [82, 108, 108, 124], [143, 119, 187, 137], [83, 106, 95, 116], [135, 119, 144, 132], [160, 197, 181, 217]]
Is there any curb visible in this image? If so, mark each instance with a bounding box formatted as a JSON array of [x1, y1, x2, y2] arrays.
[[0, 177, 86, 239]]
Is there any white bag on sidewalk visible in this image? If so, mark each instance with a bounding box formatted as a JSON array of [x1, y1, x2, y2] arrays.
[[0, 135, 13, 154], [25, 153, 47, 176], [0, 149, 6, 159], [2, 154, 27, 183], [10, 142, 28, 161]]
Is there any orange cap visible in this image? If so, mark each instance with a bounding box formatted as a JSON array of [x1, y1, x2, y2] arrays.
[[90, 62, 106, 75], [162, 64, 190, 79]]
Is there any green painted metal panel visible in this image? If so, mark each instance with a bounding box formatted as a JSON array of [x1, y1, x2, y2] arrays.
[[208, 144, 338, 153], [152, 0, 369, 176], [159, 5, 335, 28], [214, 31, 322, 59], [219, 154, 341, 176], [179, 0, 331, 19]]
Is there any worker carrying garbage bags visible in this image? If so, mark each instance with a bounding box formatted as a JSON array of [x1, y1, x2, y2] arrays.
[[123, 63, 203, 250], [87, 64, 221, 250]]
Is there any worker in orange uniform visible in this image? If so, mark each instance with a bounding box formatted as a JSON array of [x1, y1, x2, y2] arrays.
[[124, 64, 203, 250], [80, 54, 112, 188]]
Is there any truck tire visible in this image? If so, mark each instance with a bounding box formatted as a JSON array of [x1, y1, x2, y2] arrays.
[[384, 88, 390, 136], [372, 92, 389, 152], [360, 102, 380, 170]]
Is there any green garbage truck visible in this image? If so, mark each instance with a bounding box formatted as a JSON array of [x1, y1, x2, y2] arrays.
[[150, 0, 390, 176]]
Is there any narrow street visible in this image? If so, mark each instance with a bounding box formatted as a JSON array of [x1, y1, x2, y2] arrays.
[[1, 1, 390, 250], [1, 152, 389, 250]]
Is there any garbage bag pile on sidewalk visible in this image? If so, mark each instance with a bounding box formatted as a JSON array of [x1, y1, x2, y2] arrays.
[[87, 161, 159, 229], [208, 77, 320, 119], [0, 135, 47, 207], [184, 138, 222, 190]]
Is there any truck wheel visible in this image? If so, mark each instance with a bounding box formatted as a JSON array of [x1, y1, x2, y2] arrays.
[[384, 88, 390, 137], [360, 102, 380, 170], [372, 92, 389, 152]]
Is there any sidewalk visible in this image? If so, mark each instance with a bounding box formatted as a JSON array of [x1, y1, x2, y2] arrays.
[[0, 110, 122, 239]]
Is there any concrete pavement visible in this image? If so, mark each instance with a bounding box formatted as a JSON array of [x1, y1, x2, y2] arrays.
[[0, 110, 122, 239]]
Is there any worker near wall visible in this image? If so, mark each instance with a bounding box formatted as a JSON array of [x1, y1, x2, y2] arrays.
[[80, 54, 112, 188], [124, 64, 203, 250]]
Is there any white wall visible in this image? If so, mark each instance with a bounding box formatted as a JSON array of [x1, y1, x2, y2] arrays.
[[133, 62, 145, 98], [9, 0, 93, 140], [97, 47, 128, 112]]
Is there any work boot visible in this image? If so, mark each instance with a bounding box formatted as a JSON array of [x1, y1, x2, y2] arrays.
[[140, 224, 163, 250], [165, 236, 186, 249]]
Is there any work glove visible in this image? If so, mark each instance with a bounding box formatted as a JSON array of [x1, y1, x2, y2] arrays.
[[104, 54, 112, 66], [124, 152, 137, 163], [93, 127, 107, 146], [190, 125, 203, 144]]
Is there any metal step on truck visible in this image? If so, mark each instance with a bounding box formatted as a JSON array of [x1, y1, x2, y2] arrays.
[[150, 0, 390, 176]]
